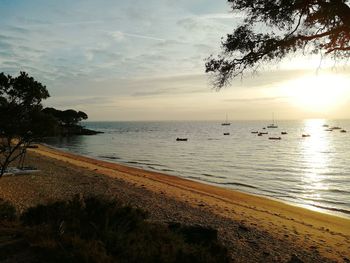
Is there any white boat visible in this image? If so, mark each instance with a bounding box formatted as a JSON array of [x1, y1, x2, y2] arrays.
[[221, 114, 231, 126], [267, 113, 278, 128]]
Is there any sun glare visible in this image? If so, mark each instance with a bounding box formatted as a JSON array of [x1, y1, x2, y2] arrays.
[[280, 74, 349, 112]]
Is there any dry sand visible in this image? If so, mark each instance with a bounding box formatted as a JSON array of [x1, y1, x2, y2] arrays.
[[0, 144, 349, 262]]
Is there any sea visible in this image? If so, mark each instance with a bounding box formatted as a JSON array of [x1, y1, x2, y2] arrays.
[[42, 119, 350, 218]]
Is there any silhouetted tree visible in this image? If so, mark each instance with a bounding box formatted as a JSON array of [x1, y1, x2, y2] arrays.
[[43, 108, 88, 126], [206, 0, 350, 89], [0, 72, 55, 177]]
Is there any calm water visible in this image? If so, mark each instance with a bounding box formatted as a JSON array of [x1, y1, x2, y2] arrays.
[[43, 120, 350, 217]]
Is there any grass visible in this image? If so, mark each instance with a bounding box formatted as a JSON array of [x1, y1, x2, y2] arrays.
[[0, 196, 229, 263]]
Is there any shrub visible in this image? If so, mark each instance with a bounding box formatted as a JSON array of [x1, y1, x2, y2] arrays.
[[0, 198, 16, 221], [18, 196, 229, 263]]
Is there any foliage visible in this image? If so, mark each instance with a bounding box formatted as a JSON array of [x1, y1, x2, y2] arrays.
[[0, 72, 56, 177], [16, 196, 229, 263], [206, 0, 350, 89], [43, 107, 88, 126], [0, 198, 16, 221]]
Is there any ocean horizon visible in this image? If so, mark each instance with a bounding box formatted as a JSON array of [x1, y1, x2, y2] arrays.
[[42, 119, 350, 218]]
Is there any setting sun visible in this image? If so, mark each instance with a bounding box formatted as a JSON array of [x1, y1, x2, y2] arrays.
[[280, 73, 349, 112]]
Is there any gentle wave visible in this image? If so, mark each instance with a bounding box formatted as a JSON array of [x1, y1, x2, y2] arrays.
[[312, 204, 350, 215], [43, 120, 350, 217], [98, 155, 120, 160], [219, 181, 259, 189], [201, 173, 227, 179]]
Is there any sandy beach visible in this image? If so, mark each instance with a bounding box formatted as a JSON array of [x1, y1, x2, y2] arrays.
[[0, 144, 349, 263]]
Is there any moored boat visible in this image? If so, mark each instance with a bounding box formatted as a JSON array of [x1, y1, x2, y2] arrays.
[[267, 113, 278, 128], [221, 114, 231, 126]]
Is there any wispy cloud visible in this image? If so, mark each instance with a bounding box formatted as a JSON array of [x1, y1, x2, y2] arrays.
[[200, 13, 243, 19], [2, 0, 344, 120], [224, 96, 291, 103], [110, 31, 165, 42]]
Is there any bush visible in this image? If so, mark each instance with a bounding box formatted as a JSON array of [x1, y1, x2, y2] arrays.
[[20, 196, 229, 263], [0, 198, 16, 221]]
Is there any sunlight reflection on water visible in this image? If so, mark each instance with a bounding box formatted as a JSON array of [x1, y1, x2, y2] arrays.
[[43, 119, 350, 217], [299, 119, 330, 212]]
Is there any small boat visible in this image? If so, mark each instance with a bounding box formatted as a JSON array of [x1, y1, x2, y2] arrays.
[[257, 133, 263, 136], [176, 138, 188, 141], [267, 113, 278, 128], [223, 132, 230, 135], [325, 129, 333, 131], [269, 137, 281, 140], [340, 129, 347, 133], [322, 124, 329, 127], [302, 134, 311, 137], [281, 132, 288, 135], [262, 127, 266, 130], [260, 132, 268, 135], [331, 126, 341, 130], [251, 131, 258, 134], [221, 114, 231, 126], [267, 124, 278, 128]]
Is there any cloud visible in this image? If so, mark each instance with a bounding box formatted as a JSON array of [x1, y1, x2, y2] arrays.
[[0, 40, 13, 51], [110, 31, 165, 42], [4, 25, 30, 34], [199, 13, 243, 19], [224, 96, 291, 103], [176, 14, 234, 32], [46, 96, 116, 108]]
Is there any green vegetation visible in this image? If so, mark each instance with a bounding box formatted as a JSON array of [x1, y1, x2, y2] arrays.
[[42, 107, 101, 136], [43, 108, 88, 126], [206, 0, 350, 88], [0, 72, 101, 177], [0, 72, 55, 177], [0, 199, 16, 221], [0, 196, 229, 263]]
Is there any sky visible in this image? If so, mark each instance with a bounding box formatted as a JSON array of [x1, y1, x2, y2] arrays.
[[1, 0, 350, 121]]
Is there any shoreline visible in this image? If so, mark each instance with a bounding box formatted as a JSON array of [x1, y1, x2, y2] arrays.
[[0, 144, 349, 262], [30, 144, 350, 262], [40, 143, 350, 220]]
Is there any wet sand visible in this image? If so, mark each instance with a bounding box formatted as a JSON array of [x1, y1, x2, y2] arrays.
[[0, 144, 349, 262]]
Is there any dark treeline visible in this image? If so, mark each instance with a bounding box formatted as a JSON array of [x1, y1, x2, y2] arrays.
[[42, 107, 101, 136]]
